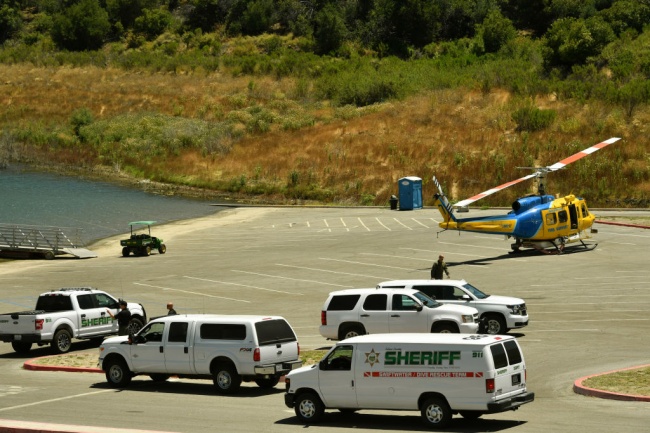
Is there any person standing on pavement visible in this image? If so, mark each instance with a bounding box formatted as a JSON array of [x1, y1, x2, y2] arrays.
[[107, 300, 131, 336], [430, 254, 450, 280]]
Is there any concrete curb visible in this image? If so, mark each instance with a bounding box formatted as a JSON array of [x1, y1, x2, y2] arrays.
[[0, 419, 179, 433], [23, 357, 102, 374], [573, 364, 650, 402]]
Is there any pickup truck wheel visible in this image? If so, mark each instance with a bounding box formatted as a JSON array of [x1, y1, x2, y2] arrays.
[[51, 329, 72, 354], [295, 392, 324, 424], [254, 376, 280, 389], [11, 341, 32, 354], [158, 244, 167, 254], [420, 397, 452, 428], [122, 247, 130, 257], [105, 359, 132, 387], [484, 314, 507, 335], [212, 365, 242, 394], [339, 324, 365, 340], [126, 318, 144, 335], [150, 374, 170, 382]]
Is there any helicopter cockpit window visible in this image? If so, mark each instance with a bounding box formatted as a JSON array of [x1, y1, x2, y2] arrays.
[[546, 213, 557, 225], [581, 204, 588, 217], [558, 211, 568, 223]]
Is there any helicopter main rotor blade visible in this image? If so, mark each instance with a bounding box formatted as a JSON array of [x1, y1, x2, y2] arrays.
[[453, 173, 538, 208], [452, 137, 621, 208], [546, 137, 620, 171]]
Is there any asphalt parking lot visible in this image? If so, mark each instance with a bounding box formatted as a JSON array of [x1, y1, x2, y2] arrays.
[[1, 206, 649, 433]]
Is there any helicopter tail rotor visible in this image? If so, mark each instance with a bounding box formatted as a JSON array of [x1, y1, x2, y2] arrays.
[[432, 176, 456, 224]]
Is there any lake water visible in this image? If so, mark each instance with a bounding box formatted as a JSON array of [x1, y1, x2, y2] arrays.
[[0, 165, 223, 245]]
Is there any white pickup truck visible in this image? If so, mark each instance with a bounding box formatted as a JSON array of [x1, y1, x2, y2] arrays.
[[99, 314, 302, 394], [0, 287, 146, 354]]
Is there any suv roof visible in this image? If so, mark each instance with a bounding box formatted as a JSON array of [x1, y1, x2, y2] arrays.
[[149, 314, 288, 323], [328, 287, 424, 295], [377, 280, 469, 288], [39, 287, 100, 295]]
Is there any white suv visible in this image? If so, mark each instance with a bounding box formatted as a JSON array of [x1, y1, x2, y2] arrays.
[[376, 280, 528, 335], [319, 287, 479, 340]]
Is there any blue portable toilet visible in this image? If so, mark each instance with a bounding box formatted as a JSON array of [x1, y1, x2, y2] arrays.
[[398, 176, 422, 210]]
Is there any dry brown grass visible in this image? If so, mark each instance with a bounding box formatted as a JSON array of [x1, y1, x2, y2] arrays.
[[2, 63, 649, 206]]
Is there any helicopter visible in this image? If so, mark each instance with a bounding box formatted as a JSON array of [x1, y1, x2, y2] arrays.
[[431, 137, 621, 254]]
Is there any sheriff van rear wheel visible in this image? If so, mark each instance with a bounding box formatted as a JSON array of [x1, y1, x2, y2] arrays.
[[420, 397, 452, 428], [295, 392, 324, 424]]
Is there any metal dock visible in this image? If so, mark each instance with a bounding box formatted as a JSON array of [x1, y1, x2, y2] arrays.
[[0, 224, 97, 259]]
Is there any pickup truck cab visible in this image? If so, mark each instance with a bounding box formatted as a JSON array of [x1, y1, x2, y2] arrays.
[[0, 287, 146, 354], [319, 288, 479, 340], [99, 314, 302, 394], [377, 280, 528, 334]]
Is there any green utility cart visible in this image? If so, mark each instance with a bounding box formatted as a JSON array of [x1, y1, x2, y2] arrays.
[[120, 221, 167, 257]]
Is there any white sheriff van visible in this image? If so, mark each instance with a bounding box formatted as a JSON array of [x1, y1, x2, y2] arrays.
[[99, 314, 302, 394], [285, 333, 534, 428], [319, 287, 479, 340]]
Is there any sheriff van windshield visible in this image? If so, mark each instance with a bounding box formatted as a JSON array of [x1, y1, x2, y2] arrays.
[[385, 350, 461, 366]]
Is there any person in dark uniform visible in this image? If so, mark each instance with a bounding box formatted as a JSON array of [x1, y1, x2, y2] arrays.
[[167, 302, 177, 315], [430, 254, 450, 280], [107, 300, 131, 336]]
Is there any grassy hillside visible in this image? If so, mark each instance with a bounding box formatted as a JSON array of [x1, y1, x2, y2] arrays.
[[1, 59, 648, 208]]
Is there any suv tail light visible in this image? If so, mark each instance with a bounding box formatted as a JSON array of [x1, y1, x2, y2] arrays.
[[253, 348, 260, 362], [321, 311, 327, 326], [35, 319, 44, 331], [485, 378, 495, 393]]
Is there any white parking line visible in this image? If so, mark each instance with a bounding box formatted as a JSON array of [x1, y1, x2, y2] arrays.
[[183, 276, 299, 295], [393, 218, 412, 230], [412, 219, 430, 228], [134, 282, 250, 303], [358, 217, 370, 231], [375, 218, 391, 231], [0, 390, 113, 412], [320, 257, 413, 270], [275, 263, 392, 281]]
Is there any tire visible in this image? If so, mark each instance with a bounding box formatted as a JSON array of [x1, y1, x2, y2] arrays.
[[11, 341, 32, 354], [339, 324, 365, 340], [43, 251, 55, 260], [51, 329, 72, 354], [122, 247, 130, 257], [145, 246, 151, 256], [254, 376, 280, 389], [420, 397, 452, 428], [294, 392, 325, 424], [212, 364, 242, 394], [126, 317, 144, 335], [150, 374, 170, 382], [483, 314, 507, 335], [432, 323, 457, 334], [158, 244, 166, 254], [105, 358, 132, 388], [338, 408, 357, 415], [459, 411, 482, 420]]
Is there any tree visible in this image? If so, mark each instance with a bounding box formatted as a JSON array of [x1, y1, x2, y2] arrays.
[[0, 3, 22, 43], [313, 4, 347, 55], [543, 16, 614, 68], [476, 8, 516, 53], [51, 0, 111, 51], [134, 7, 172, 39], [240, 0, 274, 35]]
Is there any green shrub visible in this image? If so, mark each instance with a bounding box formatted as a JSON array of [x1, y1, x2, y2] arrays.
[[512, 105, 557, 132]]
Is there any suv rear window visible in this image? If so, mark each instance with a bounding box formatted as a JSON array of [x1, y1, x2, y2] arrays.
[[255, 319, 297, 345], [35, 295, 73, 312], [327, 294, 360, 311]]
